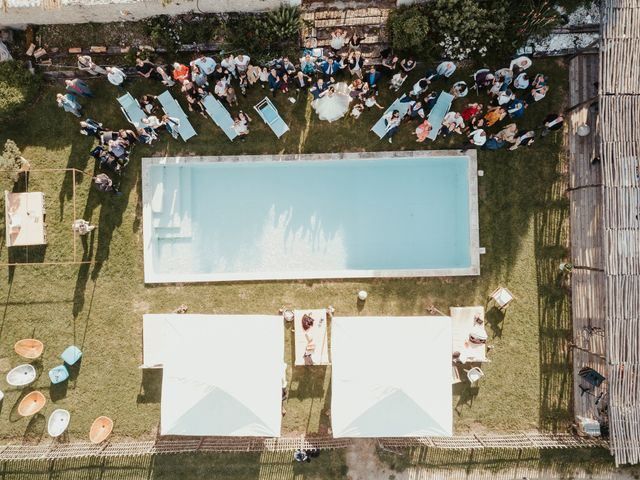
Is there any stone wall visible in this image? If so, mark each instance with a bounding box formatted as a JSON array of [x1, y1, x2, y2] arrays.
[[0, 0, 299, 27]]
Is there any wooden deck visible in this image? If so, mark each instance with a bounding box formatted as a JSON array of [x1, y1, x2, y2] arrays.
[[567, 53, 607, 424]]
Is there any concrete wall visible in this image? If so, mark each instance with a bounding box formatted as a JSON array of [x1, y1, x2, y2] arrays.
[[1, 0, 299, 27]]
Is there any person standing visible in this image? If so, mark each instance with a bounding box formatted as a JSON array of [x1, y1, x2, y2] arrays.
[[65, 78, 93, 98], [347, 51, 364, 79], [330, 28, 348, 54], [93, 173, 122, 196], [77, 55, 106, 76], [106, 66, 126, 88], [56, 93, 82, 117], [234, 54, 251, 76], [436, 61, 456, 79], [294, 71, 312, 96], [366, 66, 381, 94]]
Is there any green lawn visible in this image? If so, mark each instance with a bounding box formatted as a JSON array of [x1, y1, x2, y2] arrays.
[[0, 57, 571, 442]]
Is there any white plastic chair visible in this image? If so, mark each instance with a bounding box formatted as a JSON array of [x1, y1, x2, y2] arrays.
[[465, 367, 485, 385], [489, 286, 515, 310]]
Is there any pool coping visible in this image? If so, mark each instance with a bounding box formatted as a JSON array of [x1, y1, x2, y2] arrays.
[[142, 150, 480, 283]]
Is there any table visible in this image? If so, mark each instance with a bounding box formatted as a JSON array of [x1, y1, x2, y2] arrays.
[[4, 191, 46, 247]]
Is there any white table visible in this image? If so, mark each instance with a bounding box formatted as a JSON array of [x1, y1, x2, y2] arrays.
[[4, 191, 46, 247]]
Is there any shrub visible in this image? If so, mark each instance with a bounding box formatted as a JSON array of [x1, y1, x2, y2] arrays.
[[0, 61, 41, 123], [264, 4, 303, 42], [428, 0, 506, 61], [143, 15, 182, 54], [0, 140, 30, 183], [388, 5, 432, 58]]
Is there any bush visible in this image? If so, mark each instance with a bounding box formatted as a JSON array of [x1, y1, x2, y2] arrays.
[[429, 0, 506, 61], [0, 139, 30, 183], [143, 15, 182, 54], [388, 6, 432, 59], [0, 61, 41, 122]]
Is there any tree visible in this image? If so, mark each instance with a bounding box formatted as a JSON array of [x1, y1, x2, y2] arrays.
[[387, 6, 431, 58], [0, 140, 30, 182]]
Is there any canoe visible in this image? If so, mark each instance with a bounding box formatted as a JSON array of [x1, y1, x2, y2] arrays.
[[89, 416, 113, 444], [6, 364, 36, 386], [14, 339, 44, 359], [47, 409, 71, 437], [18, 391, 46, 416]]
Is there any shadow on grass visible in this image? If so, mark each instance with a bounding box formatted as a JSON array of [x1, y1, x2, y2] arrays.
[[138, 369, 163, 404], [23, 413, 45, 444], [535, 155, 573, 431]]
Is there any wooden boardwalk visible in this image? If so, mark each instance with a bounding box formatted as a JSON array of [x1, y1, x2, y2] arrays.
[[567, 53, 607, 425]]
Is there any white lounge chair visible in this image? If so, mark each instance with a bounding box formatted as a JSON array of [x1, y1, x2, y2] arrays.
[[426, 92, 454, 141], [157, 91, 197, 142], [371, 95, 413, 139], [117, 92, 148, 129], [202, 94, 238, 141], [254, 97, 289, 138], [489, 286, 515, 310], [466, 367, 484, 385]]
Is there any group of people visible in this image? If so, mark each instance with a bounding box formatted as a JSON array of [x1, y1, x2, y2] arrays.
[[54, 28, 566, 195]]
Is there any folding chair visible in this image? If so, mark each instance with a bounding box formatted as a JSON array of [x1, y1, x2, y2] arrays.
[[426, 92, 454, 141], [157, 90, 197, 142], [202, 94, 238, 141], [254, 97, 289, 138], [117, 92, 148, 129], [489, 286, 515, 310]]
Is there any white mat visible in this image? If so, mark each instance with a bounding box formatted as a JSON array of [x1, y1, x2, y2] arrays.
[[293, 309, 330, 366]]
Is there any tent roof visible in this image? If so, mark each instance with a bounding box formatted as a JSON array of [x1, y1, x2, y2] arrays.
[[144, 314, 284, 437], [331, 316, 452, 437]]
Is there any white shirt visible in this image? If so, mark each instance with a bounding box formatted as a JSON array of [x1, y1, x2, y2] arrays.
[[107, 68, 125, 86], [443, 111, 464, 129], [144, 116, 162, 129], [221, 58, 236, 74], [411, 80, 426, 96], [214, 82, 227, 97], [470, 129, 487, 146], [497, 91, 513, 105], [191, 56, 216, 75], [514, 73, 529, 89], [532, 88, 547, 101], [234, 55, 250, 71], [436, 61, 456, 78], [391, 72, 405, 87], [509, 56, 532, 71]]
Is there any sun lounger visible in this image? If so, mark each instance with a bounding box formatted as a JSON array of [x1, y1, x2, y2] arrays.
[[157, 90, 197, 142], [426, 92, 454, 141], [254, 97, 289, 138], [370, 94, 413, 139], [294, 309, 330, 366], [202, 94, 238, 141], [117, 92, 148, 129], [450, 306, 488, 363]]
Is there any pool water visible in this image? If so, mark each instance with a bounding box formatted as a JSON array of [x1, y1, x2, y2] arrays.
[[143, 155, 478, 283]]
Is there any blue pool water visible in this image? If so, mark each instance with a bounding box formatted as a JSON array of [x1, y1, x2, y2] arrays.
[[144, 156, 475, 282]]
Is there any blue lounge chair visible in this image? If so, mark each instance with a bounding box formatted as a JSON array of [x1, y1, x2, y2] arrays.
[[202, 94, 238, 141], [117, 92, 147, 129], [49, 365, 69, 384], [157, 91, 197, 142], [426, 92, 454, 141], [254, 97, 289, 138], [370, 95, 413, 139], [61, 345, 82, 366]]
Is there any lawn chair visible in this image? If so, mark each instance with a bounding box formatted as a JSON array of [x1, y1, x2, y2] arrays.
[[18, 391, 46, 417], [117, 92, 148, 129], [465, 367, 484, 385], [202, 94, 238, 141], [157, 90, 197, 142], [254, 97, 289, 138], [472, 68, 491, 91], [426, 92, 454, 141], [489, 286, 515, 310], [61, 345, 82, 365], [370, 94, 413, 139], [49, 365, 70, 384]]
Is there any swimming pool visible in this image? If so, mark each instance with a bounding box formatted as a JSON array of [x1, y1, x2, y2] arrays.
[[142, 151, 480, 283]]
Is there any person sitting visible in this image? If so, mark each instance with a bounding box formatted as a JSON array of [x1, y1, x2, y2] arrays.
[[294, 71, 312, 96], [139, 94, 158, 114], [214, 79, 228, 99], [280, 56, 296, 76], [382, 109, 402, 144], [300, 53, 317, 76], [279, 74, 290, 94], [135, 58, 158, 79], [172, 62, 190, 83], [220, 54, 237, 78], [389, 71, 408, 92], [496, 123, 518, 144], [234, 53, 251, 75], [118, 129, 138, 147], [400, 57, 416, 73], [497, 89, 514, 106], [413, 119, 432, 143], [473, 69, 495, 90], [509, 56, 533, 74], [238, 72, 249, 97], [162, 115, 181, 139], [507, 98, 525, 119], [509, 130, 536, 150], [185, 90, 206, 117], [105, 66, 126, 87], [232, 115, 249, 140], [407, 100, 425, 121], [541, 113, 564, 136], [532, 73, 548, 88], [79, 118, 105, 138], [513, 73, 530, 90], [410, 78, 429, 98], [436, 61, 456, 78], [467, 128, 487, 147], [190, 64, 208, 88], [364, 91, 383, 110], [483, 135, 507, 150], [268, 69, 281, 97], [484, 106, 506, 127], [441, 111, 465, 136], [366, 66, 381, 93], [381, 53, 399, 73], [469, 323, 488, 344], [137, 127, 157, 145], [347, 51, 364, 79], [424, 91, 439, 111], [141, 115, 163, 131], [226, 86, 239, 107], [93, 173, 121, 195], [460, 103, 483, 129], [525, 85, 549, 106]]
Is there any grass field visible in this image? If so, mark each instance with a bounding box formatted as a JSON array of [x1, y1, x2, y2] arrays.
[[0, 57, 572, 444]]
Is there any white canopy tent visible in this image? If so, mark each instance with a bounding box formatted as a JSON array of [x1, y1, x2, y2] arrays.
[[331, 316, 453, 437], [143, 314, 284, 437]]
